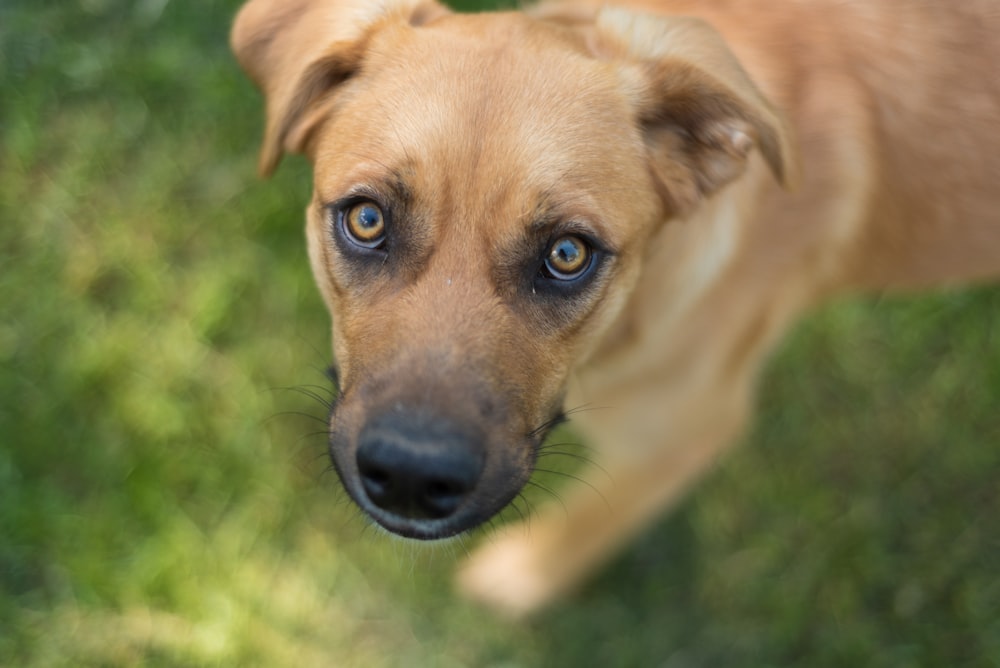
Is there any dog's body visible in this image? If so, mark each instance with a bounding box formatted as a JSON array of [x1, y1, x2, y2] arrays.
[[232, 0, 1000, 616]]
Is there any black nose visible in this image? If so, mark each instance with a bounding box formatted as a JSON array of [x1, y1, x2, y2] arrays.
[[355, 418, 484, 521]]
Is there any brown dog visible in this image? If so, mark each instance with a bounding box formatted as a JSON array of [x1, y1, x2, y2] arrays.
[[231, 0, 1000, 616]]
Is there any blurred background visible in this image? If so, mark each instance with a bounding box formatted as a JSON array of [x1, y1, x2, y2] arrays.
[[2, 0, 998, 665]]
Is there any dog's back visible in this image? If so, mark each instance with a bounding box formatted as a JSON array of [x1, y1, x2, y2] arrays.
[[839, 0, 1000, 288], [542, 0, 1000, 291]]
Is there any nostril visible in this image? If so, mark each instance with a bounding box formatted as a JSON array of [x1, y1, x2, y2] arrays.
[[422, 478, 467, 517], [358, 461, 392, 503], [426, 478, 462, 498]]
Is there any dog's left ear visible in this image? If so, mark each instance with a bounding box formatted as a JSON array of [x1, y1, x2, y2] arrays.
[[589, 9, 799, 216], [231, 0, 449, 176]]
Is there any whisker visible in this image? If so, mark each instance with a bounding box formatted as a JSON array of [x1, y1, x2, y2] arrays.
[[303, 451, 333, 470], [454, 532, 472, 559], [296, 382, 338, 399], [320, 463, 338, 477], [562, 403, 614, 419], [268, 385, 335, 410], [293, 332, 337, 372], [541, 440, 599, 456], [293, 387, 336, 409], [298, 428, 332, 439], [265, 410, 330, 425], [527, 402, 615, 440], [533, 467, 611, 512], [536, 449, 597, 465], [534, 447, 612, 483], [503, 493, 528, 526], [484, 517, 500, 542], [316, 363, 342, 392], [515, 493, 535, 531], [528, 411, 568, 439], [524, 479, 567, 516]]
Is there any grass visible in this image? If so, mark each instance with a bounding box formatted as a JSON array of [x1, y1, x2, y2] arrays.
[[2, 0, 998, 665]]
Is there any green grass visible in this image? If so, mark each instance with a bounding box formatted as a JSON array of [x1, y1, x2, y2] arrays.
[[2, 1, 998, 665]]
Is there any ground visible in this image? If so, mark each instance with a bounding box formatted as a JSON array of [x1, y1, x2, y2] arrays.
[[2, 0, 998, 665]]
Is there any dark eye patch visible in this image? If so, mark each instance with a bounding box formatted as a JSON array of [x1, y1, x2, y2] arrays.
[[322, 177, 427, 290], [492, 216, 615, 332]]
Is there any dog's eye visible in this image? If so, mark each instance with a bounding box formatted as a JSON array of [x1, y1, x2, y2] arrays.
[[342, 201, 386, 248], [543, 235, 592, 280]]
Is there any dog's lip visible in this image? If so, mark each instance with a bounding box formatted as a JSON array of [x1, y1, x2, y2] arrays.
[[358, 498, 493, 540], [368, 513, 468, 540]]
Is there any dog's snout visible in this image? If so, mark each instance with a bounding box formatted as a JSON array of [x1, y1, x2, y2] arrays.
[[355, 418, 485, 522]]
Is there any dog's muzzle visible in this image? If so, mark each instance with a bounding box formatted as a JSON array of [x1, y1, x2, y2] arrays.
[[327, 370, 549, 540], [355, 411, 485, 523], [331, 404, 501, 539]]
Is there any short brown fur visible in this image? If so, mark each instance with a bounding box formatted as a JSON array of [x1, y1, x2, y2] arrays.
[[232, 0, 1000, 616]]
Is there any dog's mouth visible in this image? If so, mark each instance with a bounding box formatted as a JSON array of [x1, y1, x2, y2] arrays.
[[326, 396, 564, 540]]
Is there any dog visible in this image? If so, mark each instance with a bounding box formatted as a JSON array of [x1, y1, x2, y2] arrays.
[[231, 0, 1000, 616]]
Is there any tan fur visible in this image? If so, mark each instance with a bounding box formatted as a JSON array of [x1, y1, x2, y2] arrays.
[[232, 0, 1000, 616]]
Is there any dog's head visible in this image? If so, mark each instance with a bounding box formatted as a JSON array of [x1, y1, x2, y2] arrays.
[[232, 0, 793, 539]]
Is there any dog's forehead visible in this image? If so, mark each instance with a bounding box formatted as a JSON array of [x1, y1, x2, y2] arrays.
[[312, 14, 653, 237], [370, 15, 631, 157]]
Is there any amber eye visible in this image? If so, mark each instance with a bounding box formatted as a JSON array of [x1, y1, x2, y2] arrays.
[[544, 235, 591, 280], [343, 201, 386, 248]]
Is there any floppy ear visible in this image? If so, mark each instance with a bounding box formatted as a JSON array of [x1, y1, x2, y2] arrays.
[[231, 0, 449, 176], [592, 9, 798, 215]]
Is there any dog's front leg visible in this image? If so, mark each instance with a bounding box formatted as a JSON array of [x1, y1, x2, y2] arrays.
[[456, 382, 752, 618]]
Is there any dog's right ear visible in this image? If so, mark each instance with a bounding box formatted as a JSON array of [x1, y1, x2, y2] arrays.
[[231, 0, 449, 176], [585, 9, 799, 217]]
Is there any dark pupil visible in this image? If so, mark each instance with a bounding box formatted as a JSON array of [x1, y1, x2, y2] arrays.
[[358, 206, 380, 230], [554, 239, 581, 267]]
